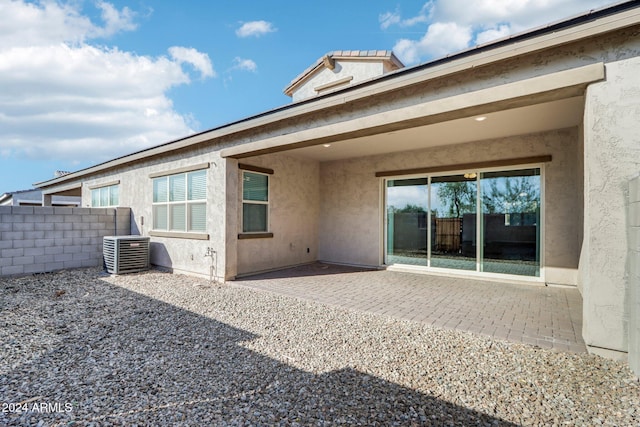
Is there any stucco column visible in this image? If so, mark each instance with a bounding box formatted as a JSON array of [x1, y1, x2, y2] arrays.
[[628, 176, 640, 375], [581, 56, 640, 357], [224, 157, 239, 280], [42, 193, 52, 206]]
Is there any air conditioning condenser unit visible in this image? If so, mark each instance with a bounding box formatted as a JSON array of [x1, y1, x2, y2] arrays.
[[103, 236, 150, 274]]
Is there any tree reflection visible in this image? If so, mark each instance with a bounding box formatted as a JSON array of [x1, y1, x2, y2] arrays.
[[482, 176, 539, 214], [435, 181, 475, 217]]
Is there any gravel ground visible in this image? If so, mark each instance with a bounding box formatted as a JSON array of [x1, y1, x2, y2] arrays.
[[1, 268, 639, 426]]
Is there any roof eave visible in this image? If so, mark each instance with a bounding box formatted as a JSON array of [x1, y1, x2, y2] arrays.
[[283, 61, 325, 97]]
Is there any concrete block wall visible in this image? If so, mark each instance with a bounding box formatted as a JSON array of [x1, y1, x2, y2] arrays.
[[0, 206, 131, 276], [629, 176, 640, 376]]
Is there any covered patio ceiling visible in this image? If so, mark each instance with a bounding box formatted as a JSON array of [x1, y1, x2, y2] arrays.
[[42, 183, 82, 198], [287, 96, 585, 162]]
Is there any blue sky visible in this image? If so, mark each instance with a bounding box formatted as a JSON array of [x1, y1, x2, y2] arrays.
[[0, 0, 617, 192]]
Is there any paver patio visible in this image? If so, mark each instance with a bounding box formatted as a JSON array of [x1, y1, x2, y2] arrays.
[[234, 262, 587, 353]]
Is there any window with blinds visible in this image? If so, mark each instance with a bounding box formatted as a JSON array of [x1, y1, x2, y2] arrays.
[[153, 169, 206, 233], [91, 184, 119, 207], [242, 171, 269, 233]]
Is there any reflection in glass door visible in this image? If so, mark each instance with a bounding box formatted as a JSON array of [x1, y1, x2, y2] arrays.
[[386, 178, 428, 266], [430, 174, 476, 271], [385, 167, 542, 278], [480, 169, 541, 277]]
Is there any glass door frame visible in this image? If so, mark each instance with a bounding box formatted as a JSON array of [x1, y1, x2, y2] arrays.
[[382, 163, 545, 282]]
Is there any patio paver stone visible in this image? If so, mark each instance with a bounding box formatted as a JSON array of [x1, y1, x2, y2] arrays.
[[234, 262, 587, 353]]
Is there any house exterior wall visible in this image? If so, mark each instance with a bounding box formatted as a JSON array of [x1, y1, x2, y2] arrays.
[[76, 147, 320, 280], [235, 153, 320, 276], [80, 146, 229, 281], [581, 55, 640, 355], [318, 128, 582, 286]]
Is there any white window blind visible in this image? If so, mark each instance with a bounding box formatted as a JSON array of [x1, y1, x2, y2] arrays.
[[189, 203, 206, 232], [153, 177, 168, 203], [152, 169, 207, 233], [100, 187, 109, 206], [91, 189, 100, 207], [242, 171, 269, 233], [153, 205, 168, 230], [109, 185, 119, 206], [170, 174, 186, 202], [170, 204, 186, 231], [91, 183, 120, 207], [188, 170, 206, 200], [243, 172, 268, 201]]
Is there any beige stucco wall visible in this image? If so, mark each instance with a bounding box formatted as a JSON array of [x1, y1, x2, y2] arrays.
[[318, 128, 582, 285], [80, 146, 228, 281], [628, 175, 640, 375], [77, 147, 320, 280], [292, 60, 387, 102], [576, 123, 585, 293], [235, 153, 320, 276], [581, 56, 640, 355]]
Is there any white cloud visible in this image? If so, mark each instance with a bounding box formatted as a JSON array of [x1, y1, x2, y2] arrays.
[[402, 14, 430, 27], [475, 24, 511, 45], [380, 4, 431, 29], [232, 57, 257, 72], [93, 1, 137, 38], [0, 1, 216, 165], [379, 11, 401, 30], [384, 0, 616, 65], [425, 0, 614, 32], [236, 20, 276, 38], [393, 22, 472, 65], [169, 46, 215, 78], [0, 0, 92, 47]]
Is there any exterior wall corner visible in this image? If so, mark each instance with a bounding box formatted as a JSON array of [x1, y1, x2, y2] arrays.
[[580, 56, 640, 354]]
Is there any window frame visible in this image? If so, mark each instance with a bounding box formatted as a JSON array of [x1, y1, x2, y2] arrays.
[[152, 169, 207, 234], [90, 183, 119, 207], [382, 161, 545, 281], [241, 170, 270, 234]]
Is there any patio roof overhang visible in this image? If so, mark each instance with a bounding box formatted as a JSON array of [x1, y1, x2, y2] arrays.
[[220, 63, 603, 163], [42, 183, 82, 197]]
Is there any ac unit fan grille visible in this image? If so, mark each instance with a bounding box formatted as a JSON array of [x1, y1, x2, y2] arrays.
[[103, 236, 150, 274]]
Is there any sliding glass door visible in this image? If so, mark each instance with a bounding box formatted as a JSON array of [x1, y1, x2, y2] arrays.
[[384, 166, 542, 278], [386, 178, 428, 266], [430, 174, 476, 271], [479, 169, 541, 276]]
